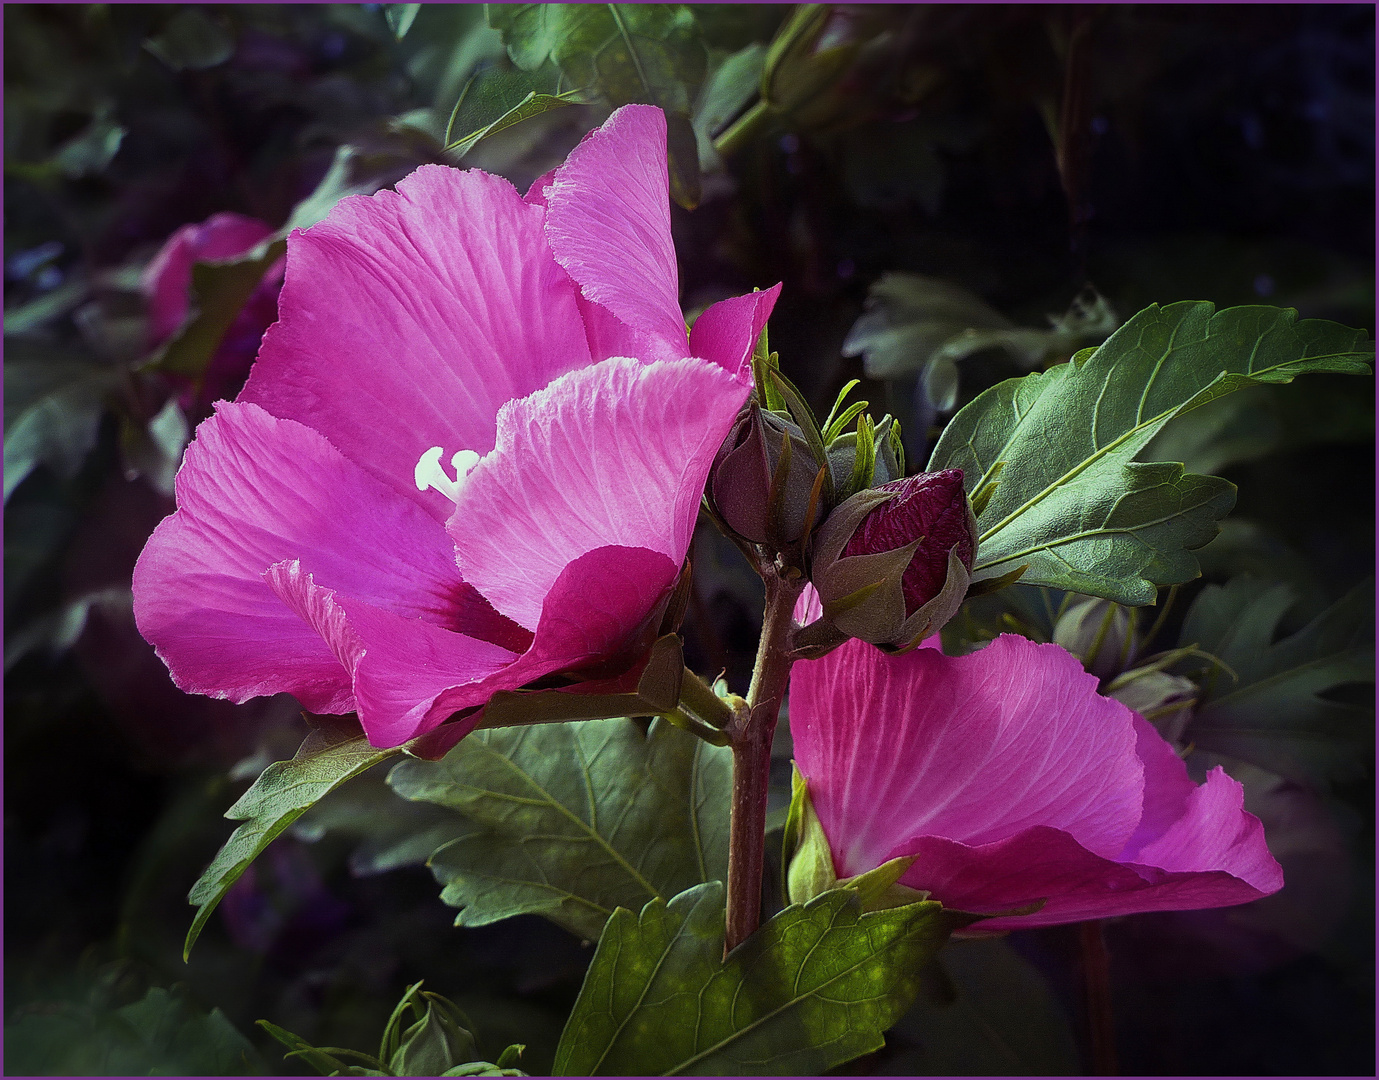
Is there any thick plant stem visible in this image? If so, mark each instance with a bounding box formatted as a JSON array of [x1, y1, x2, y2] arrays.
[[724, 570, 804, 954]]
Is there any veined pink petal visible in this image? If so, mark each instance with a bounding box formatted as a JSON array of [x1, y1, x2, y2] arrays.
[[242, 165, 593, 518], [790, 633, 1282, 927], [266, 561, 518, 747], [792, 635, 1143, 877], [132, 401, 478, 713], [544, 105, 690, 365], [450, 356, 749, 631], [895, 829, 1274, 929], [266, 545, 678, 746], [688, 284, 783, 380], [143, 212, 275, 345]]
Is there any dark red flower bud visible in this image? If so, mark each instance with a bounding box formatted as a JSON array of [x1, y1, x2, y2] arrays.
[[841, 470, 975, 616], [804, 469, 977, 651]]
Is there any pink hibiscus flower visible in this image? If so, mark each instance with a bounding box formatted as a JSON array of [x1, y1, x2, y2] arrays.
[[142, 211, 286, 408], [789, 626, 1283, 928], [133, 105, 780, 748]]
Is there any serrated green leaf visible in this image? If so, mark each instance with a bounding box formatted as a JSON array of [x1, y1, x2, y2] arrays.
[[929, 302, 1374, 604], [388, 717, 731, 941], [553, 882, 974, 1076], [1180, 576, 1374, 787], [3, 340, 117, 500], [185, 723, 406, 959]]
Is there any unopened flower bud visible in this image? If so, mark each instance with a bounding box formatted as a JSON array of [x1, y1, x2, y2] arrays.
[[1053, 597, 1139, 681], [805, 469, 977, 650], [710, 406, 824, 547], [1108, 669, 1198, 744]]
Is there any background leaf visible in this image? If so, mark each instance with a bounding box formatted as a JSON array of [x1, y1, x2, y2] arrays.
[[487, 4, 707, 206], [552, 882, 973, 1076], [6, 985, 262, 1077], [3, 339, 117, 500], [930, 302, 1374, 604], [877, 938, 1081, 1075], [1179, 576, 1374, 787], [184, 722, 405, 959], [388, 718, 732, 941]]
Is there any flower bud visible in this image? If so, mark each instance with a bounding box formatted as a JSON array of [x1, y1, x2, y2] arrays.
[[1108, 670, 1198, 744], [805, 469, 977, 650], [1052, 597, 1139, 681], [709, 406, 824, 547]]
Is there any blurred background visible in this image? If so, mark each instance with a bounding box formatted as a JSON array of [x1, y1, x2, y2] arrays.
[[5, 4, 1373, 1075]]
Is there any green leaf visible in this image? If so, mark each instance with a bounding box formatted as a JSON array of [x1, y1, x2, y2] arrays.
[[2, 277, 88, 335], [184, 721, 406, 959], [388, 717, 732, 941], [1180, 576, 1374, 787], [692, 43, 767, 169], [487, 4, 707, 206], [884, 938, 1081, 1075], [443, 66, 585, 159], [929, 302, 1374, 605], [3, 340, 116, 500], [8, 985, 263, 1077], [552, 882, 975, 1076], [1143, 375, 1375, 476]]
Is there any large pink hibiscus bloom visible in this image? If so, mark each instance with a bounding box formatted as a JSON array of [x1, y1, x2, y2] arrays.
[[789, 631, 1283, 928], [133, 105, 779, 748]]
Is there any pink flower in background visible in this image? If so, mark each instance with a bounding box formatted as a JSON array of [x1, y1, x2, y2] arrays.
[[133, 105, 780, 747], [789, 631, 1283, 928], [142, 211, 286, 407]]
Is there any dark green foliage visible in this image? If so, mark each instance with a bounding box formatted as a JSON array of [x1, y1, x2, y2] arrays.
[[553, 882, 975, 1076], [931, 302, 1374, 604], [389, 718, 732, 941]]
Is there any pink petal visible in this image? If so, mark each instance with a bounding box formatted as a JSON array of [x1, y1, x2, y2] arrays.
[[1126, 766, 1282, 891], [543, 105, 690, 365], [688, 284, 783, 380], [895, 827, 1275, 928], [791, 635, 1144, 878], [267, 545, 678, 746], [143, 212, 275, 345], [132, 401, 478, 713], [451, 356, 749, 631], [266, 561, 517, 747], [242, 165, 593, 518]]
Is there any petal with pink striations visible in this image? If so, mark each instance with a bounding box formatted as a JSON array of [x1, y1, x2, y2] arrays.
[[132, 401, 474, 714], [450, 356, 749, 631], [265, 561, 518, 747], [895, 827, 1276, 929], [688, 284, 783, 381], [242, 165, 592, 519], [790, 635, 1143, 878], [267, 545, 678, 746], [543, 105, 689, 364]]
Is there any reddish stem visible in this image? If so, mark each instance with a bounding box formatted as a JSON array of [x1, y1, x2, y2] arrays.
[[723, 569, 803, 954]]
